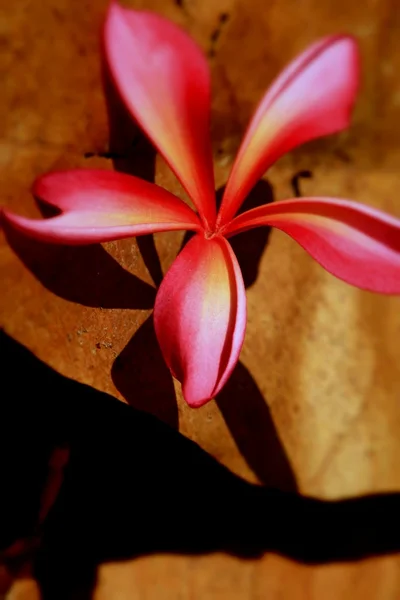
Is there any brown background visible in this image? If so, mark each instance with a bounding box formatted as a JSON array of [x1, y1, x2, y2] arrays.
[[1, 0, 400, 597]]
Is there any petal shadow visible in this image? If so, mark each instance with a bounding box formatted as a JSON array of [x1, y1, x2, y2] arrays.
[[3, 223, 155, 310], [216, 362, 297, 491], [2, 62, 163, 311], [217, 179, 274, 288], [2, 60, 164, 312], [111, 316, 178, 429], [103, 57, 164, 288]]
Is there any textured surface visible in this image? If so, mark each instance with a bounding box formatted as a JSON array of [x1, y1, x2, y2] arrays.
[[1, 0, 400, 598]]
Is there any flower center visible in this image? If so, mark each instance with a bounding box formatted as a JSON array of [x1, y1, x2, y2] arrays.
[[202, 210, 227, 239], [204, 229, 216, 240], [204, 224, 226, 240]]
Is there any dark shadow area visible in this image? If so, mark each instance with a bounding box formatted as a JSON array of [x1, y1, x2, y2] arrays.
[[136, 234, 164, 288], [1, 332, 400, 598], [216, 363, 297, 491], [3, 223, 155, 310], [219, 179, 273, 288], [111, 316, 178, 429]]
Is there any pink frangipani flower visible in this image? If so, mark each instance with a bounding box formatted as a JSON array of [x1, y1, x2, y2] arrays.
[[4, 1, 400, 407]]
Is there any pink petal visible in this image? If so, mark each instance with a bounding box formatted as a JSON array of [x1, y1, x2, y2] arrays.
[[224, 197, 400, 294], [2, 169, 201, 244], [217, 36, 360, 225], [104, 1, 216, 229], [154, 234, 246, 407]]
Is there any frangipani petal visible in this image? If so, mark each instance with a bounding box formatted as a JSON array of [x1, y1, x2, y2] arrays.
[[104, 1, 216, 228], [154, 234, 246, 407], [2, 170, 201, 244], [225, 197, 400, 293], [218, 36, 360, 225]]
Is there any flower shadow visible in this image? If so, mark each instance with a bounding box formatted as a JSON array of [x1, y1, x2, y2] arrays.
[[104, 62, 280, 454], [216, 362, 297, 491]]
